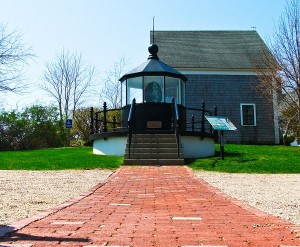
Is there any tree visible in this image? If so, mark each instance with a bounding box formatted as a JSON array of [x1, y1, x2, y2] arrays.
[[71, 107, 94, 145], [0, 105, 65, 150], [0, 24, 33, 93], [100, 56, 128, 109], [41, 49, 96, 121], [256, 0, 300, 140], [21, 105, 66, 149]]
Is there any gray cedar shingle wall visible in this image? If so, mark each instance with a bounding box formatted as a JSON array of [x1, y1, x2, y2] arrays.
[[185, 74, 275, 144], [150, 30, 277, 144]]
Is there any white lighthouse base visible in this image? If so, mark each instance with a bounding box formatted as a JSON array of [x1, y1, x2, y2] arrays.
[[93, 135, 215, 158], [93, 136, 127, 156], [181, 136, 215, 158]]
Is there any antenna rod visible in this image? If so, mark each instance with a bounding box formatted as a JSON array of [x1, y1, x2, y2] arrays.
[[152, 16, 155, 44]]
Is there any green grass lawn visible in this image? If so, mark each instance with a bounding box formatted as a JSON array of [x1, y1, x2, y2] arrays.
[[0, 145, 299, 173], [0, 147, 122, 170], [188, 144, 300, 173]]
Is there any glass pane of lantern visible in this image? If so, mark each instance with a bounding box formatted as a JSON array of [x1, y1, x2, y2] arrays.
[[144, 76, 164, 103], [165, 77, 180, 104], [121, 80, 126, 107], [127, 77, 143, 104]]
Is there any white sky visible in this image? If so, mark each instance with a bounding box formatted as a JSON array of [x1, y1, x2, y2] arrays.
[[0, 0, 286, 110]]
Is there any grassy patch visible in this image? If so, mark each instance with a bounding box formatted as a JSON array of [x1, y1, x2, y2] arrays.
[[0, 147, 122, 170], [2, 145, 299, 173], [188, 144, 300, 173]]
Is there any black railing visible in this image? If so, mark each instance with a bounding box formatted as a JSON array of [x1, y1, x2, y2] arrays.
[[172, 98, 180, 159], [90, 100, 218, 141], [90, 102, 122, 135], [185, 101, 217, 138], [127, 98, 136, 159]]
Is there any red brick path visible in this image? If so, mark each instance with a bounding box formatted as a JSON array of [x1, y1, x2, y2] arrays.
[[1, 166, 299, 247]]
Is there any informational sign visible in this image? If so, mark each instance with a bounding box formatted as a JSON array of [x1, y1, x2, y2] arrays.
[[205, 116, 237, 131], [66, 119, 72, 129], [205, 116, 237, 160]]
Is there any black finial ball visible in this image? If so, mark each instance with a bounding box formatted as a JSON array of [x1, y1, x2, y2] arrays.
[[148, 44, 158, 55]]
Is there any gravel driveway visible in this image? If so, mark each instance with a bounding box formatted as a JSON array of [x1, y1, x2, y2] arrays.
[[0, 169, 112, 226], [0, 169, 299, 228], [195, 172, 300, 226]]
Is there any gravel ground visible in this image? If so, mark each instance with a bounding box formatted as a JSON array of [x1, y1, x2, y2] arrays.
[[0, 169, 113, 226], [0, 169, 299, 228], [195, 172, 300, 226]]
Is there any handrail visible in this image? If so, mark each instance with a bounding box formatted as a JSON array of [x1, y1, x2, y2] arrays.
[[91, 103, 122, 134], [185, 102, 218, 136], [172, 98, 180, 159], [127, 98, 136, 159], [185, 106, 214, 115]]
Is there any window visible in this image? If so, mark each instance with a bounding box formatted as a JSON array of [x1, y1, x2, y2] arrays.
[[127, 77, 143, 104], [144, 76, 164, 103], [165, 77, 180, 103], [240, 104, 256, 126]]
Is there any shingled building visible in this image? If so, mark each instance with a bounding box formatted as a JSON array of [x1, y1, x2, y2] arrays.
[[151, 30, 280, 144]]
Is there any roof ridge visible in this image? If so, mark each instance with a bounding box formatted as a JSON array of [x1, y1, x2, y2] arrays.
[[150, 30, 258, 33]]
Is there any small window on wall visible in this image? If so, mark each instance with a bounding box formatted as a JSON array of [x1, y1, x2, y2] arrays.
[[240, 104, 256, 126]]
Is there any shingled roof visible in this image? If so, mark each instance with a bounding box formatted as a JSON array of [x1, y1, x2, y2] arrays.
[[150, 31, 271, 70]]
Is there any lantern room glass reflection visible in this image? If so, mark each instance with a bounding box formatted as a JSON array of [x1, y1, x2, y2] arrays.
[[121, 76, 186, 107]]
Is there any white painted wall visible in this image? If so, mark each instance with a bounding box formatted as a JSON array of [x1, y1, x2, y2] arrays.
[[93, 135, 215, 158], [93, 136, 127, 156], [181, 136, 215, 158]]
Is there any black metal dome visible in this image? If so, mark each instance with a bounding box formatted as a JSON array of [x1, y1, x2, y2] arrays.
[[119, 44, 187, 82]]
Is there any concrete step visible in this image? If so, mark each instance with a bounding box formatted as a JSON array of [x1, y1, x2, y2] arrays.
[[132, 133, 176, 138], [124, 133, 184, 166], [123, 159, 185, 166], [130, 137, 177, 144], [127, 143, 178, 148], [124, 153, 182, 159], [125, 147, 180, 153], [130, 134, 177, 142]]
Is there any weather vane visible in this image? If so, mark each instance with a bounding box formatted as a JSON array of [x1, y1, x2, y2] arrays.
[[152, 16, 155, 44]]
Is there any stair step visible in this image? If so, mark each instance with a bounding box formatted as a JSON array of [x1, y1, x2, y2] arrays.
[[124, 153, 182, 159], [124, 133, 184, 166], [123, 159, 185, 166], [132, 134, 176, 138], [125, 147, 179, 153], [127, 143, 178, 148], [130, 138, 177, 144]]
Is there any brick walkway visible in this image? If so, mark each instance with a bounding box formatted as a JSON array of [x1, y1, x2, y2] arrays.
[[0, 166, 299, 247]]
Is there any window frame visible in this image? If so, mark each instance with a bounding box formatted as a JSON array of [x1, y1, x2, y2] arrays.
[[240, 103, 256, 126]]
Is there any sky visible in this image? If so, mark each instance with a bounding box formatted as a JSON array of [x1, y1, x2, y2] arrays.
[[0, 0, 287, 110]]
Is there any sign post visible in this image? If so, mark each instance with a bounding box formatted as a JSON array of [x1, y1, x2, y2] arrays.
[[66, 119, 72, 146], [205, 116, 237, 160]]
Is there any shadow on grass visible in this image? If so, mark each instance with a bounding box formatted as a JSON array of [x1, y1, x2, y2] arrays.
[[214, 150, 242, 158], [187, 150, 259, 172]]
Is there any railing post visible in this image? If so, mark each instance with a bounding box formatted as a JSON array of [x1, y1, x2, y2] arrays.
[[191, 114, 194, 132], [171, 98, 175, 131], [95, 112, 99, 133], [172, 97, 180, 159], [113, 116, 116, 132], [128, 98, 136, 159], [201, 100, 205, 139], [209, 112, 213, 133], [90, 107, 94, 135], [103, 102, 107, 133], [213, 105, 218, 138]]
